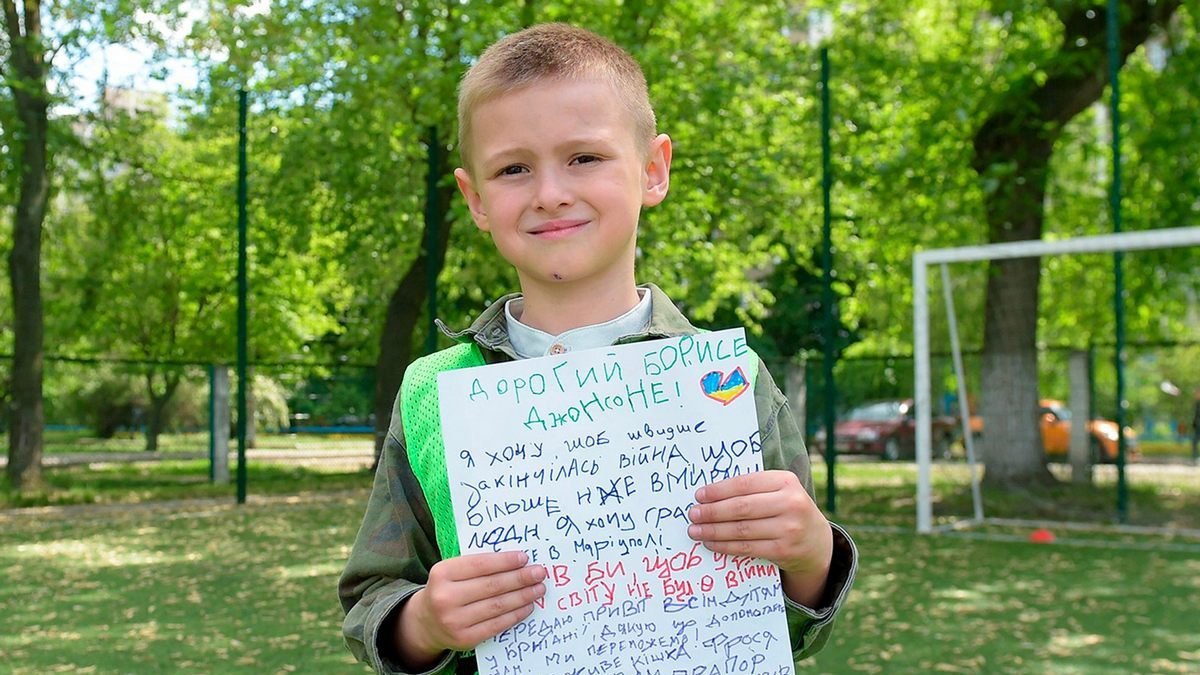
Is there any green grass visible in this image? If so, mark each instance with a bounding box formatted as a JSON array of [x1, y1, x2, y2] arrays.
[[0, 495, 370, 674], [8, 447, 1199, 531], [803, 529, 1200, 673], [43, 429, 374, 455], [1, 461, 373, 509], [1, 497, 1196, 674], [1138, 439, 1195, 458], [810, 461, 1200, 531]]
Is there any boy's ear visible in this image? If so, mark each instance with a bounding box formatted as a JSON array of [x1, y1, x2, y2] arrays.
[[454, 167, 490, 232], [642, 133, 672, 208]]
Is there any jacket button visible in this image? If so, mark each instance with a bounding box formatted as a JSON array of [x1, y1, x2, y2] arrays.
[[549, 343, 567, 355]]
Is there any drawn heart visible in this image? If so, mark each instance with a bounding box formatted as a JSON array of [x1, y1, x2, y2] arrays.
[[700, 367, 749, 406]]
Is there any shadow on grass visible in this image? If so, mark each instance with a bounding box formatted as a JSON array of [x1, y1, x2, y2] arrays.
[[2, 499, 1196, 673], [804, 529, 1200, 673], [0, 499, 371, 673]]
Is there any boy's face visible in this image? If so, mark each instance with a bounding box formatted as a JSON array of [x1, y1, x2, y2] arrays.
[[454, 78, 671, 295]]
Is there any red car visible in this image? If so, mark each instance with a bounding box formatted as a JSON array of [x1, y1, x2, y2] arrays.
[[811, 399, 959, 461]]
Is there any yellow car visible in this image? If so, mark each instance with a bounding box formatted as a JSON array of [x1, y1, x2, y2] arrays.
[[1038, 399, 1138, 463]]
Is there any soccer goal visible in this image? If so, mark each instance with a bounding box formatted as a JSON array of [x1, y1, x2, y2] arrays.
[[912, 226, 1200, 535]]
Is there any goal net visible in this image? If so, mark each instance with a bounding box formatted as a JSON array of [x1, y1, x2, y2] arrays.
[[912, 226, 1200, 535]]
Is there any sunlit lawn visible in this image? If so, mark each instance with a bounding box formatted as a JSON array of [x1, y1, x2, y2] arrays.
[[0, 461, 373, 509], [0, 495, 369, 674], [4, 431, 376, 509], [1, 495, 1197, 674], [812, 460, 1200, 531], [6, 445, 1199, 530], [43, 429, 374, 455]]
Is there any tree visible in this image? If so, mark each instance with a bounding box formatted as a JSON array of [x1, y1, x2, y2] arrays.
[[180, 0, 1197, 484], [2, 0, 49, 489], [971, 0, 1182, 486], [50, 81, 343, 450], [189, 1, 522, 461], [62, 102, 234, 450], [195, 1, 820, 461], [790, 0, 1195, 484]]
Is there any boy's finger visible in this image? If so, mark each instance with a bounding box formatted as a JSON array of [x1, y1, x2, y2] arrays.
[[693, 537, 777, 559], [443, 550, 531, 581], [462, 576, 547, 625], [463, 602, 539, 647], [694, 470, 795, 503], [688, 493, 779, 524], [453, 563, 547, 605], [687, 517, 782, 543]]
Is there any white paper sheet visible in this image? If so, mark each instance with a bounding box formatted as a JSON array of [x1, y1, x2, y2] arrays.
[[438, 328, 795, 675]]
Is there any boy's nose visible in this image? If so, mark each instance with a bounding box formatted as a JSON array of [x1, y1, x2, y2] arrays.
[[532, 170, 574, 211]]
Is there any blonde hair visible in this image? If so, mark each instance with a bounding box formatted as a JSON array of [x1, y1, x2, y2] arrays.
[[457, 23, 657, 172]]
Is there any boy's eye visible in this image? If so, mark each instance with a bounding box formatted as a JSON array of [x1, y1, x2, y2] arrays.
[[572, 154, 600, 165], [497, 165, 527, 176]]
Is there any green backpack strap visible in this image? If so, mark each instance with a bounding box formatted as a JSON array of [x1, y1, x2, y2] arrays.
[[400, 342, 486, 559]]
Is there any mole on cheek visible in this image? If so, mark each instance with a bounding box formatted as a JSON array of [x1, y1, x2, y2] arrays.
[[553, 273, 563, 281]]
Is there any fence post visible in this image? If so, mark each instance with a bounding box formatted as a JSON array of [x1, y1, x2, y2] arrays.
[[1068, 351, 1091, 485], [210, 365, 231, 485]]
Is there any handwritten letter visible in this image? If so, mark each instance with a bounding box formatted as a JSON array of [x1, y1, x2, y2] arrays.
[[439, 328, 795, 675]]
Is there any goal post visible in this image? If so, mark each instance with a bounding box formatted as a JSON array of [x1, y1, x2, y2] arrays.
[[913, 226, 1200, 534]]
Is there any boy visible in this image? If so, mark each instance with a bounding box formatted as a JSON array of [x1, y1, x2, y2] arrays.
[[340, 23, 856, 674]]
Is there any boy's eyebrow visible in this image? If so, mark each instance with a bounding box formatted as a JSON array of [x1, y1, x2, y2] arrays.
[[479, 135, 620, 166]]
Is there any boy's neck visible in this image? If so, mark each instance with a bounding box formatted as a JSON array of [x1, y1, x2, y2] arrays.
[[514, 277, 642, 336]]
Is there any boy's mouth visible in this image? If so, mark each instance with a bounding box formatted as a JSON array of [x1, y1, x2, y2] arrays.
[[529, 219, 589, 239]]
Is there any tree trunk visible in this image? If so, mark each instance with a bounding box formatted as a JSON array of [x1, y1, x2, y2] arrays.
[[372, 127, 456, 463], [971, 0, 1179, 488], [144, 371, 181, 453], [4, 0, 49, 491]]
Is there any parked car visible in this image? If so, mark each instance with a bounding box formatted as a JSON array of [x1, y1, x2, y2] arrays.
[[1038, 399, 1138, 463], [810, 399, 959, 461], [968, 398, 1138, 463]]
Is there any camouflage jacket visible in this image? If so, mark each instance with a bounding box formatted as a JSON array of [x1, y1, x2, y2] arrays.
[[339, 284, 857, 674]]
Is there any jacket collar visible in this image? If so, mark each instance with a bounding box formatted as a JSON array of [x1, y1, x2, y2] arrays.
[[435, 283, 700, 359]]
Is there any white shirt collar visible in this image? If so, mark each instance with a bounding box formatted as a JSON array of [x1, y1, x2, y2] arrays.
[[505, 288, 652, 359]]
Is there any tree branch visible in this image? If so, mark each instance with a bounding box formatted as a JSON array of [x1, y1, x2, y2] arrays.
[[24, 0, 40, 42], [2, 0, 21, 45], [974, 0, 1182, 172]]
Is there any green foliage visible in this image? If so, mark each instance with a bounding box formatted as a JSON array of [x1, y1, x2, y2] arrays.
[[249, 372, 292, 432], [705, 244, 863, 366], [72, 372, 146, 438], [9, 1, 1200, 451], [44, 364, 210, 435], [285, 369, 375, 427]]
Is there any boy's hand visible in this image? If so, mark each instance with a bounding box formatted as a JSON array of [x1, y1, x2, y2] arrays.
[[687, 470, 833, 608], [395, 551, 547, 668]]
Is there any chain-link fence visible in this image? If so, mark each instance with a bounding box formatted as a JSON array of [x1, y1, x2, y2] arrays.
[[32, 357, 375, 440], [773, 341, 1199, 455]]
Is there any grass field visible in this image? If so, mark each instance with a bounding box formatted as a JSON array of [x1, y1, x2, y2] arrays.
[[4, 438, 1198, 672], [6, 442, 1199, 530], [41, 430, 375, 455], [0, 461, 372, 509], [38, 430, 1197, 458], [810, 460, 1200, 531], [1, 494, 1197, 674]]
